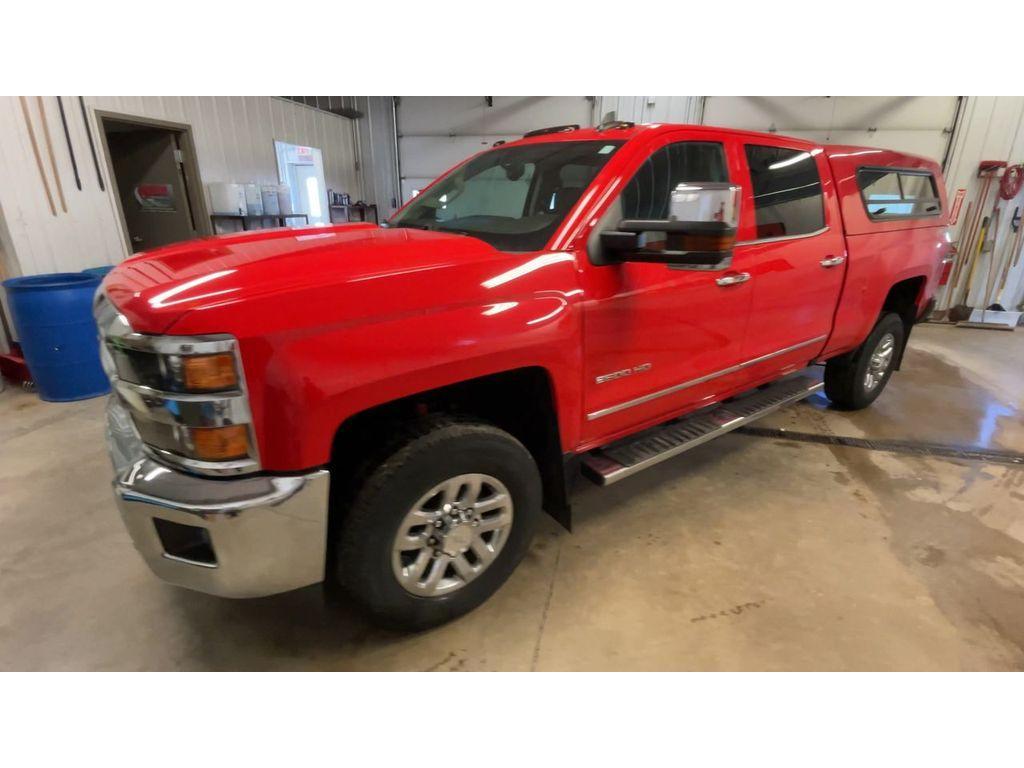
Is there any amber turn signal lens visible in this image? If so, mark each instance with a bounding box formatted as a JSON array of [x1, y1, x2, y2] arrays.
[[182, 353, 237, 391], [190, 425, 249, 461]]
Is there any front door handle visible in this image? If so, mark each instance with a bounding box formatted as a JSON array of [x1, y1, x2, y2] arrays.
[[820, 255, 846, 268], [715, 272, 751, 286]]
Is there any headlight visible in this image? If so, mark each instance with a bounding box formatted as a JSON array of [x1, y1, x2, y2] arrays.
[[94, 293, 258, 476]]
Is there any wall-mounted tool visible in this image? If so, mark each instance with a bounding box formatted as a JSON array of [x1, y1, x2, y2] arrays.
[[36, 96, 67, 213], [56, 96, 81, 191], [78, 96, 105, 191], [997, 208, 1024, 291], [18, 96, 56, 216], [999, 164, 1023, 200], [951, 162, 1006, 311]]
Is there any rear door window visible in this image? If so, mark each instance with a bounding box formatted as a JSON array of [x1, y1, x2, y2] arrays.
[[857, 168, 941, 219], [744, 145, 825, 239]]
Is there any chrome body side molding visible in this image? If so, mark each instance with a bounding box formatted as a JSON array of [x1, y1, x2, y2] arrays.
[[733, 226, 829, 248], [586, 335, 827, 421]]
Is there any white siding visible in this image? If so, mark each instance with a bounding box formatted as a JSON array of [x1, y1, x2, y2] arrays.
[[354, 96, 401, 219], [939, 96, 1024, 311], [596, 96, 703, 124], [0, 96, 362, 279], [702, 96, 959, 161]]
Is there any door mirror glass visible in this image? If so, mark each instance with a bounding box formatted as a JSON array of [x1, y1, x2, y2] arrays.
[[601, 182, 741, 267]]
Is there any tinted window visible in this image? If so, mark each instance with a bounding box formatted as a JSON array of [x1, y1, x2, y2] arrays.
[[856, 168, 940, 219], [899, 173, 938, 200], [438, 163, 535, 221], [745, 145, 825, 238], [621, 142, 728, 220], [390, 141, 622, 252]]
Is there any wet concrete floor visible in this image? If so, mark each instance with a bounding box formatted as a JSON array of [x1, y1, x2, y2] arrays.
[[1, 323, 1022, 670]]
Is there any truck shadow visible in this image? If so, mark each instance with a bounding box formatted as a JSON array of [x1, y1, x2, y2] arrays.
[[165, 584, 406, 670], [164, 429, 759, 669]]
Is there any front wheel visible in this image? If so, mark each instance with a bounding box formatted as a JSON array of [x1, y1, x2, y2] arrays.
[[331, 418, 542, 630], [824, 312, 904, 410]]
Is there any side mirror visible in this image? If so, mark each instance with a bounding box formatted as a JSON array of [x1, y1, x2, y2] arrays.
[[601, 182, 741, 267]]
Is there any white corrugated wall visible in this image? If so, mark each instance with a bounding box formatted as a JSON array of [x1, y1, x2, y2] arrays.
[[0, 96, 362, 279], [395, 97, 596, 201], [595, 96, 703, 124], [939, 96, 1024, 312]]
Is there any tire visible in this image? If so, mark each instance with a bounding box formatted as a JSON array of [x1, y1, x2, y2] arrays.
[[824, 312, 904, 410], [331, 417, 542, 631]]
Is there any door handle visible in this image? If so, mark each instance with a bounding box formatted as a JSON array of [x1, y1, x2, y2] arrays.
[[715, 272, 751, 286], [820, 255, 846, 268]]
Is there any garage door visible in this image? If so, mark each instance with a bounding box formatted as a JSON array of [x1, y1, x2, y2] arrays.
[[396, 97, 594, 202], [703, 97, 961, 164]]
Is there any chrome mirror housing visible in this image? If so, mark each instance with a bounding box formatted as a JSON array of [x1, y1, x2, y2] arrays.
[[668, 182, 741, 230], [601, 182, 743, 267]]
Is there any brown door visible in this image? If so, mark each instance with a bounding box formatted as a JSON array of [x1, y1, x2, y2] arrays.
[[106, 126, 197, 252]]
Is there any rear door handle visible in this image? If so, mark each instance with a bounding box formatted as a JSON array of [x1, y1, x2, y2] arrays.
[[820, 255, 846, 268], [715, 272, 751, 286]]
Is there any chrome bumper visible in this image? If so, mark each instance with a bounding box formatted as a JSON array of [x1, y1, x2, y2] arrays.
[[107, 398, 330, 598]]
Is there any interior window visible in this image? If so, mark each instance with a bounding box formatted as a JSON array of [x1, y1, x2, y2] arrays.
[[744, 145, 825, 239], [621, 142, 728, 220], [899, 173, 938, 200], [436, 163, 535, 222], [856, 168, 941, 219]]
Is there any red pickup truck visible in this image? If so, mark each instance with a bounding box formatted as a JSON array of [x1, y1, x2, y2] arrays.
[[97, 122, 952, 628]]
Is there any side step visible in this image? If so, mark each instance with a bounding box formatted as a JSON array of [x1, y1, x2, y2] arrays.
[[581, 374, 823, 485]]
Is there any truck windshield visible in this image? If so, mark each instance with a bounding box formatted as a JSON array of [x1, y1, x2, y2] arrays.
[[389, 140, 623, 252]]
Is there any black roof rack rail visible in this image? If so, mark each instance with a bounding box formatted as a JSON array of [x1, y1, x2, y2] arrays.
[[492, 139, 506, 147], [597, 120, 635, 131], [523, 124, 580, 138]]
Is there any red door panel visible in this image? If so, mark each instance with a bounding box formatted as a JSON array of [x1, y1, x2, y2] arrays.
[[577, 132, 754, 448], [733, 143, 845, 369]]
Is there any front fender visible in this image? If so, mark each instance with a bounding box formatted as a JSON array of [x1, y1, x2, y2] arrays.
[[258, 292, 583, 469]]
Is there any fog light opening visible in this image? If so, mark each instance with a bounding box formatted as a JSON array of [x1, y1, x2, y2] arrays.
[[153, 518, 217, 567]]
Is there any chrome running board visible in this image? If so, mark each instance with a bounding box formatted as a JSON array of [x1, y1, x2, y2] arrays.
[[581, 374, 823, 486]]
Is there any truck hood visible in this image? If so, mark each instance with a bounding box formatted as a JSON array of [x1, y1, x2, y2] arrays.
[[104, 224, 505, 334]]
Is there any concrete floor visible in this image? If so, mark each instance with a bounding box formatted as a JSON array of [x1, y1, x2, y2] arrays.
[[1, 323, 1022, 671]]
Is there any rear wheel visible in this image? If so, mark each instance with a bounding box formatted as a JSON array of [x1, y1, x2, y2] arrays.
[[331, 418, 541, 630], [824, 312, 904, 410]]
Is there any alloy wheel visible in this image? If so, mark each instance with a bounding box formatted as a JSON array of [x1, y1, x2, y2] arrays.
[[864, 332, 896, 392], [391, 473, 514, 597]]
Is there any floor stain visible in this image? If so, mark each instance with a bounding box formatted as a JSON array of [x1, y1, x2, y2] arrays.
[[690, 600, 765, 623], [916, 545, 946, 567], [826, 443, 1024, 670]]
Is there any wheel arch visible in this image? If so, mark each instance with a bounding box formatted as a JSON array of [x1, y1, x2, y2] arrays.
[[880, 275, 926, 369], [327, 366, 573, 550]]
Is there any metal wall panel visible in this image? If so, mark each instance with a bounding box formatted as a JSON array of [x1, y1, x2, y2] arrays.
[[596, 96, 703, 124], [354, 97, 400, 219], [396, 96, 594, 200], [0, 96, 362, 280], [702, 96, 959, 161]]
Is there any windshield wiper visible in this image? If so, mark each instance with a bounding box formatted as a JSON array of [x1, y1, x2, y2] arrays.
[[393, 222, 473, 237]]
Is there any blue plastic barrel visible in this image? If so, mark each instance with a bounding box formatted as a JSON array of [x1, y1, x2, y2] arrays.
[[82, 266, 114, 279], [3, 272, 110, 402]]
